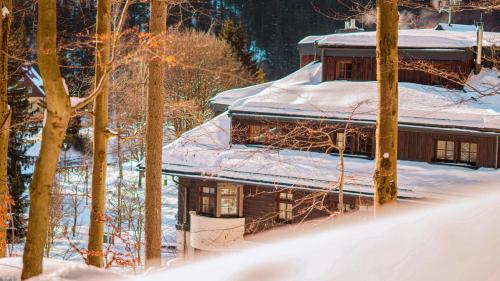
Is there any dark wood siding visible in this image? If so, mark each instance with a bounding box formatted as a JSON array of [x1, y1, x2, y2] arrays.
[[232, 116, 498, 168], [300, 55, 316, 67], [322, 56, 473, 89], [178, 177, 373, 235], [398, 129, 498, 168], [244, 186, 279, 233]]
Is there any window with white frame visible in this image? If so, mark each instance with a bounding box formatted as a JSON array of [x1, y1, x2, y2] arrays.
[[219, 184, 239, 216], [278, 191, 293, 223]]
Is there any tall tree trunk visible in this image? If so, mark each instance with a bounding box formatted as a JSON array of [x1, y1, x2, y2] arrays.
[[88, 0, 111, 268], [21, 0, 72, 278], [145, 0, 167, 267], [0, 0, 12, 257], [374, 0, 399, 207]]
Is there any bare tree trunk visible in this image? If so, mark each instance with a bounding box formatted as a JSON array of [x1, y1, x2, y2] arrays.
[[145, 0, 167, 267], [21, 0, 72, 278], [374, 0, 399, 207], [116, 136, 123, 236], [0, 0, 12, 257], [88, 0, 111, 268]]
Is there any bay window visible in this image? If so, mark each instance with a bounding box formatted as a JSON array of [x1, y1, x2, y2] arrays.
[[220, 184, 238, 216], [198, 183, 243, 217], [200, 186, 215, 215]]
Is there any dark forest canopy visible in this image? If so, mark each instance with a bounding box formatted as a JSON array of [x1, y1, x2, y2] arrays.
[[12, 0, 500, 79]]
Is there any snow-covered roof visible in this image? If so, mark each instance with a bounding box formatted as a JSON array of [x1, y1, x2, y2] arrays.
[[226, 62, 500, 132], [146, 113, 499, 201], [435, 23, 477, 32], [209, 82, 273, 111], [298, 29, 499, 49], [21, 65, 45, 96]]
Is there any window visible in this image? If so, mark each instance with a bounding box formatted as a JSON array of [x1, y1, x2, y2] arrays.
[[335, 132, 353, 152], [336, 203, 352, 212], [435, 140, 478, 165], [335, 60, 352, 80], [436, 140, 455, 161], [220, 184, 238, 216], [358, 135, 373, 155], [200, 187, 215, 215], [459, 142, 477, 163], [278, 191, 293, 223], [249, 124, 270, 144]]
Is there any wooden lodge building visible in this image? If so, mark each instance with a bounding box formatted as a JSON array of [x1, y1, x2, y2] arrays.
[[144, 24, 500, 256]]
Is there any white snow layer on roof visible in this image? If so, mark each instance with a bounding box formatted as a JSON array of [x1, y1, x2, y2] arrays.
[[435, 23, 477, 32], [464, 67, 500, 111], [210, 62, 323, 108], [153, 113, 499, 200], [209, 82, 273, 107], [22, 66, 45, 95], [227, 63, 500, 131], [307, 29, 499, 48]]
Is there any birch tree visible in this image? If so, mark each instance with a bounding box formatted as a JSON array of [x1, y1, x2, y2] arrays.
[[145, 0, 167, 267], [88, 0, 111, 268], [0, 0, 12, 257], [373, 0, 399, 206], [21, 0, 72, 278]]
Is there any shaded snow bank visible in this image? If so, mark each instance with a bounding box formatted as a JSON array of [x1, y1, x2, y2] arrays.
[[136, 191, 500, 281], [6, 191, 500, 281], [0, 258, 124, 281]]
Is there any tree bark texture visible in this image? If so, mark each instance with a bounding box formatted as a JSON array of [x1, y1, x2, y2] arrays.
[[88, 0, 111, 268], [0, 0, 12, 257], [145, 0, 167, 267], [22, 0, 72, 278], [374, 0, 399, 207]]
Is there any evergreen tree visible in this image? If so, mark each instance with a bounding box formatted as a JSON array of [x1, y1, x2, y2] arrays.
[[220, 19, 265, 82], [7, 73, 39, 242], [6, 13, 41, 245]]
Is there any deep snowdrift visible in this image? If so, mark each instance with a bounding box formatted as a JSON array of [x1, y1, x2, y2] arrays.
[[139, 190, 500, 281], [4, 189, 500, 281]]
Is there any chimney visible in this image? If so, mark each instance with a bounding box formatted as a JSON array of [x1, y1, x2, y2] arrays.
[[475, 22, 484, 74]]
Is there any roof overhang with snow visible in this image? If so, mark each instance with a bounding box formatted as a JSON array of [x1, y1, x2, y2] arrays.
[[222, 62, 500, 134], [142, 113, 500, 202], [300, 29, 499, 49]]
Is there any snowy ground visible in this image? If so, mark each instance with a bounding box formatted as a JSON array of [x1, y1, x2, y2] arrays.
[[3, 188, 500, 281], [9, 130, 179, 274]]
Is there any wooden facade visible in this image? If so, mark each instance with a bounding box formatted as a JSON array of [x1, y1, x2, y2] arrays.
[[321, 56, 473, 89], [177, 177, 367, 235], [300, 55, 316, 67], [231, 116, 500, 168]]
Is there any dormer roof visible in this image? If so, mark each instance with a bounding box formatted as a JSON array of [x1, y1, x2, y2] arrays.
[[298, 27, 499, 50]]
